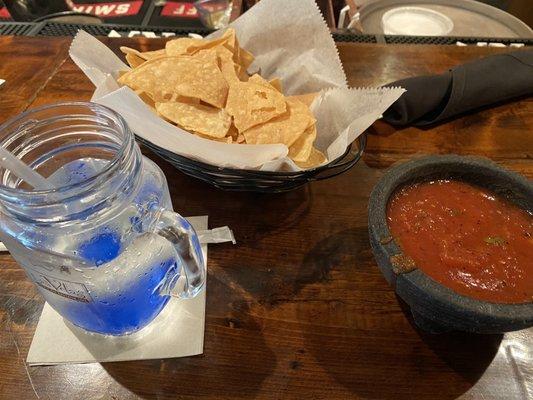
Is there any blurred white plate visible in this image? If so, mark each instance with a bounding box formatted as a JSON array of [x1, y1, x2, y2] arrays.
[[381, 6, 454, 36]]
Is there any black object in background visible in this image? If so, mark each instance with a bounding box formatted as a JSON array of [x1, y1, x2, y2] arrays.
[[383, 49, 533, 127], [3, 0, 67, 21], [479, 0, 532, 29]]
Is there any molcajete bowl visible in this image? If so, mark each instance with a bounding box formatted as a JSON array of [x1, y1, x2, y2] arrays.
[[368, 155, 533, 334]]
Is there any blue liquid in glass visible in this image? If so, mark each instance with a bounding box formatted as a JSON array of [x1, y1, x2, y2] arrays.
[[46, 158, 173, 335], [79, 231, 121, 266], [58, 258, 176, 335]]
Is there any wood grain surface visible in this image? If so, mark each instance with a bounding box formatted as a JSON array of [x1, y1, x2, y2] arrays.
[[0, 36, 531, 400]]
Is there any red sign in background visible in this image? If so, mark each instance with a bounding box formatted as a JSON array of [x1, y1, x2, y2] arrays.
[[0, 7, 10, 19], [66, 1, 143, 17], [0, 1, 207, 23], [161, 2, 198, 18]]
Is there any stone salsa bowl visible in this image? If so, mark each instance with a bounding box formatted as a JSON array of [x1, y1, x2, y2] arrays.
[[368, 155, 533, 334]]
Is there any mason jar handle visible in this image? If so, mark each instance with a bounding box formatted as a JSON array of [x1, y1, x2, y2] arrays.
[[154, 210, 206, 299]]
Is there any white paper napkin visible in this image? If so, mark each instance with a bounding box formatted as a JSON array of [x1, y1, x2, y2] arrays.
[[69, 0, 404, 172], [27, 216, 208, 365]]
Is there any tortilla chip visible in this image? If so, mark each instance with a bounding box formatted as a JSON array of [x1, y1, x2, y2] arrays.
[[237, 65, 249, 81], [227, 124, 239, 141], [121, 47, 166, 66], [238, 48, 255, 71], [165, 37, 205, 56], [268, 78, 282, 92], [140, 49, 166, 59], [219, 53, 241, 85], [295, 147, 327, 169], [135, 90, 155, 110], [156, 101, 231, 138], [158, 93, 200, 104], [125, 52, 145, 68], [196, 133, 233, 143], [218, 29, 253, 75], [248, 74, 278, 89], [186, 29, 237, 55], [120, 46, 138, 55], [195, 47, 240, 86], [177, 96, 201, 104], [190, 48, 217, 64], [288, 92, 320, 108], [121, 46, 145, 60], [225, 79, 287, 132], [289, 123, 317, 162], [221, 29, 238, 52], [118, 56, 228, 108], [242, 99, 313, 147]]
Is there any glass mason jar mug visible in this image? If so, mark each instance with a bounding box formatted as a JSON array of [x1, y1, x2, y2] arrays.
[[0, 102, 205, 335]]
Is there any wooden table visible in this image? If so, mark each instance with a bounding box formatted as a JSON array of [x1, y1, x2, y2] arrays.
[[0, 36, 531, 400]]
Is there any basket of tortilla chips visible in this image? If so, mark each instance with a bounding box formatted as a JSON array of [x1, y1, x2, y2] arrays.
[[70, 0, 402, 193], [115, 29, 365, 192]]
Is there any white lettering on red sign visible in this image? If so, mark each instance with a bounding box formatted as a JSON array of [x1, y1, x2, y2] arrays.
[[161, 2, 198, 18], [69, 1, 143, 17]]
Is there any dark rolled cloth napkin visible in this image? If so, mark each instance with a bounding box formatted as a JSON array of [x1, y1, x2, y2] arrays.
[[383, 49, 533, 127]]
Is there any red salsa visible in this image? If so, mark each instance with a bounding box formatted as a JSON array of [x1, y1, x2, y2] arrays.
[[387, 180, 533, 304]]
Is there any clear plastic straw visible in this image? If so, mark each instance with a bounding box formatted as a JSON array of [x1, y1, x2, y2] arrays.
[[0, 146, 53, 190]]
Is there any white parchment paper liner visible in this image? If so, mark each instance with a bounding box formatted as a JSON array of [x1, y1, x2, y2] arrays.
[[69, 0, 404, 171]]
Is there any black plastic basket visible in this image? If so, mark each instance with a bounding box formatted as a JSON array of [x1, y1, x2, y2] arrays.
[[136, 134, 366, 192]]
